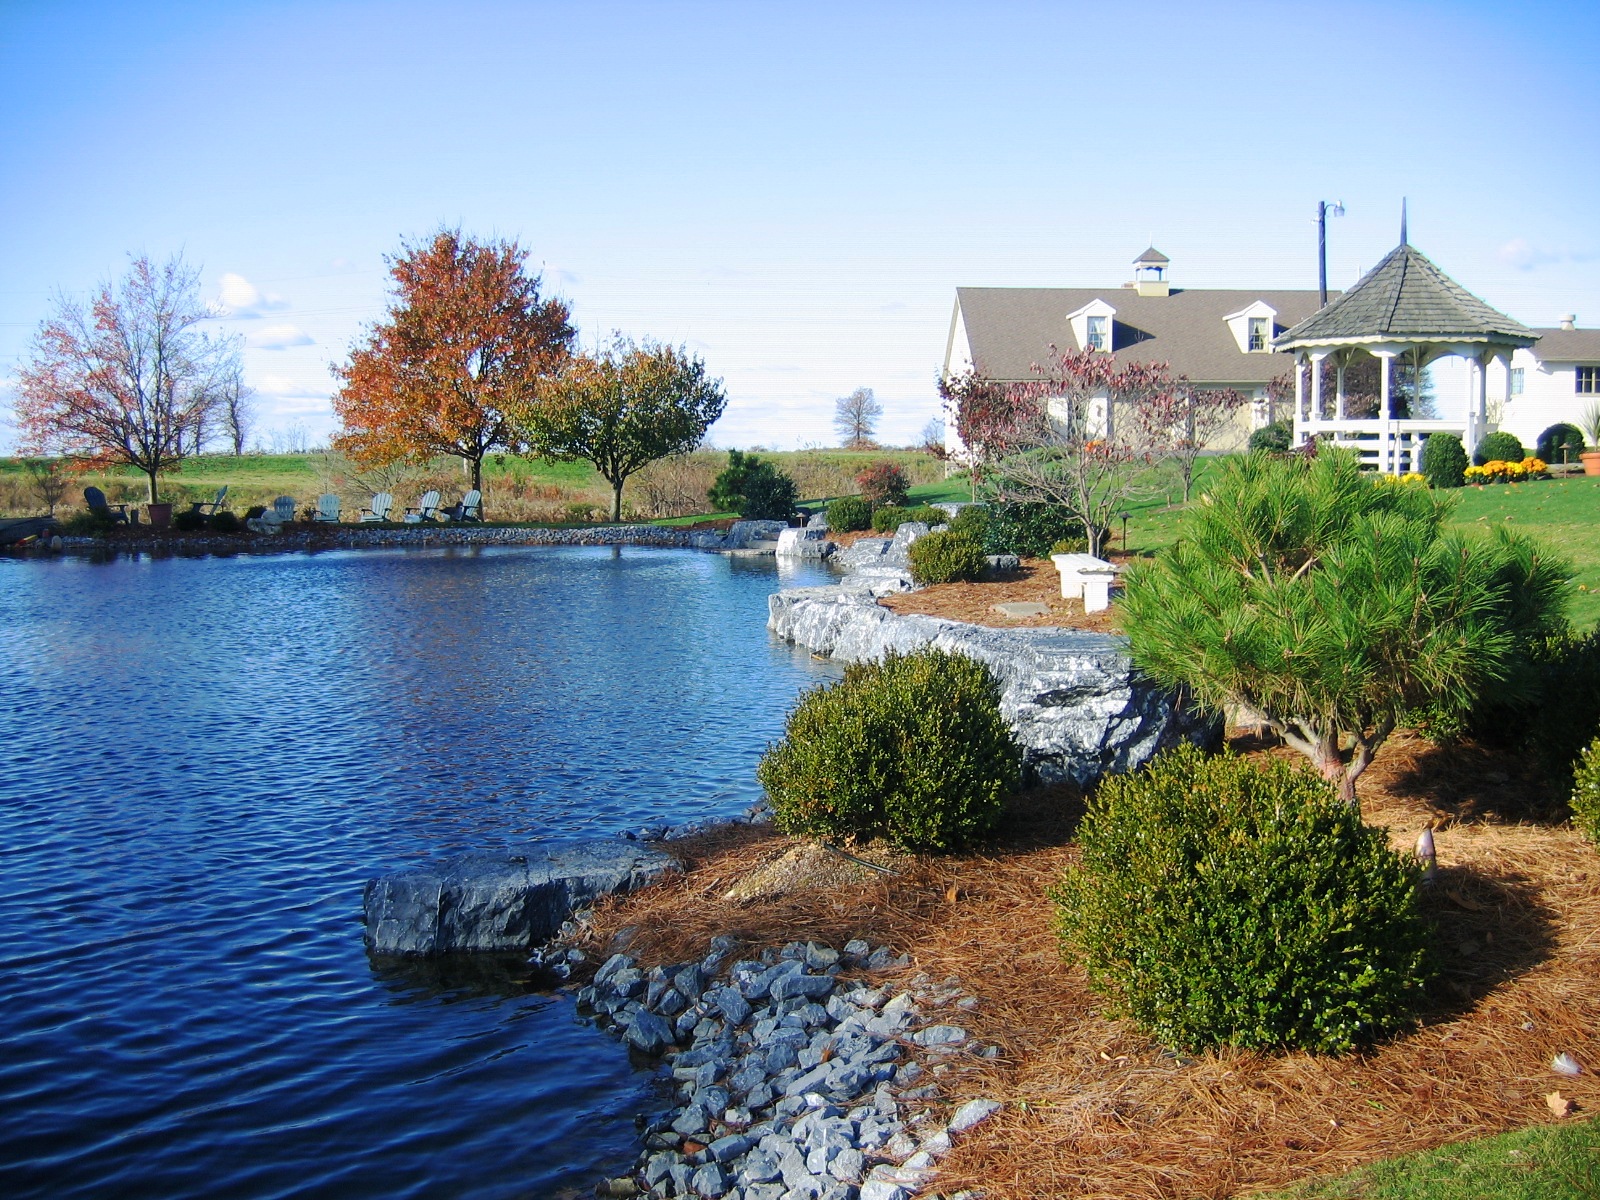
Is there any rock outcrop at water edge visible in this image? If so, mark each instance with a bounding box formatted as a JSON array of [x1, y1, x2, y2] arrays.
[[768, 587, 1217, 786], [363, 839, 679, 956]]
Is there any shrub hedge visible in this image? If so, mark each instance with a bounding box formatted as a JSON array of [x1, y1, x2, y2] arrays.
[[1053, 743, 1434, 1054], [825, 495, 872, 532], [907, 529, 987, 585], [757, 647, 1019, 852]]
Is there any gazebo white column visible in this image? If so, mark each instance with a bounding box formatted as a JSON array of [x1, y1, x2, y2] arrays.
[[1334, 351, 1348, 420], [1375, 350, 1397, 473], [1292, 353, 1306, 445], [1309, 350, 1327, 423]]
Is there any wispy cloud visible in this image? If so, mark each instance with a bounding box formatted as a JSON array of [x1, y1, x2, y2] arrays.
[[216, 272, 289, 317], [1497, 238, 1595, 271], [248, 324, 314, 350]]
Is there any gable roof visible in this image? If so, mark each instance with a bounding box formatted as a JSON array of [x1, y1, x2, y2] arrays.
[[953, 286, 1327, 385], [1275, 243, 1538, 349], [1134, 246, 1170, 265], [1528, 327, 1600, 362]]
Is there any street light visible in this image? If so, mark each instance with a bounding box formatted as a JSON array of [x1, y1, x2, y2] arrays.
[[1318, 200, 1345, 308]]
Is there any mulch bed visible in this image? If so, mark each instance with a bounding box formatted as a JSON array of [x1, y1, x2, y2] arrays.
[[878, 557, 1122, 634], [576, 732, 1600, 1198]]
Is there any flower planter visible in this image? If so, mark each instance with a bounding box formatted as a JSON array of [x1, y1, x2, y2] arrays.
[[1582, 452, 1600, 478], [145, 502, 172, 528]]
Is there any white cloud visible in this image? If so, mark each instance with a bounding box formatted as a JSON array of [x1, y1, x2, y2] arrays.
[[248, 324, 314, 350], [1497, 238, 1595, 272], [216, 272, 289, 317]]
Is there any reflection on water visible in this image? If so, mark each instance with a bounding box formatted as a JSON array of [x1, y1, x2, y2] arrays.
[[0, 545, 837, 1200]]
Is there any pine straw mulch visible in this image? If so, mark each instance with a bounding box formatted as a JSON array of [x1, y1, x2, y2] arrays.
[[878, 556, 1122, 634], [573, 731, 1600, 1199]]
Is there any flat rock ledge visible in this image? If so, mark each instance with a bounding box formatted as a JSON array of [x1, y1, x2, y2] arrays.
[[584, 935, 991, 1200], [769, 586, 1217, 787], [363, 839, 679, 956]]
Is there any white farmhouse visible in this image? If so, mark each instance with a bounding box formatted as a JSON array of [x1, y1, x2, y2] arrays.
[[1486, 317, 1600, 458], [941, 247, 1326, 460]]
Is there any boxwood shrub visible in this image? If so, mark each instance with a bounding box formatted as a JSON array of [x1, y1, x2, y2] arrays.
[[871, 503, 946, 532], [757, 647, 1020, 852], [1570, 736, 1600, 846], [1249, 421, 1293, 454], [1538, 422, 1586, 465], [1419, 433, 1467, 488], [825, 495, 872, 532], [1474, 430, 1525, 465], [907, 529, 987, 585], [982, 502, 1083, 558], [1053, 743, 1434, 1054]]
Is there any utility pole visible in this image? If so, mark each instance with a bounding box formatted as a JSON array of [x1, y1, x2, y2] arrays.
[[1318, 200, 1345, 308]]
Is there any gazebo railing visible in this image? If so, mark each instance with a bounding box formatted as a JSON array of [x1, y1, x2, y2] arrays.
[[1297, 418, 1468, 474]]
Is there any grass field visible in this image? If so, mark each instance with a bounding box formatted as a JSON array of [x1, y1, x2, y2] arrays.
[[1266, 1117, 1600, 1199]]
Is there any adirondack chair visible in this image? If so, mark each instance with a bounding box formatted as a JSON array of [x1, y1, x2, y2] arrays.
[[403, 490, 441, 523], [83, 486, 129, 524], [442, 489, 483, 522], [247, 495, 297, 533], [358, 492, 394, 523], [312, 494, 342, 524], [190, 486, 228, 515]]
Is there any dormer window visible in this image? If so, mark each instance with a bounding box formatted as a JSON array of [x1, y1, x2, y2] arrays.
[[1224, 300, 1279, 355], [1248, 317, 1268, 351], [1087, 315, 1109, 351], [1066, 298, 1117, 354]]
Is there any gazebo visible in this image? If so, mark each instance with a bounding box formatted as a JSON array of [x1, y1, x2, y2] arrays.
[[1273, 233, 1539, 474]]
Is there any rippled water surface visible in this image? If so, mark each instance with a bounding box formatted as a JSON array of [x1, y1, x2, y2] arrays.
[[0, 545, 838, 1199]]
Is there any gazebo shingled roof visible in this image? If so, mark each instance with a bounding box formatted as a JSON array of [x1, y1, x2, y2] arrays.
[[1275, 243, 1538, 350]]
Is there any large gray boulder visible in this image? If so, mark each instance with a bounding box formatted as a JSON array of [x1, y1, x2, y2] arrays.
[[768, 587, 1217, 786], [364, 839, 679, 956]]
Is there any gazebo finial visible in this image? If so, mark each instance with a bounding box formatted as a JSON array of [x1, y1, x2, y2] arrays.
[[1400, 198, 1408, 246]]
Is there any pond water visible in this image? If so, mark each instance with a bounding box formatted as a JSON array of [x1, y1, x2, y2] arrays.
[[0, 545, 839, 1199]]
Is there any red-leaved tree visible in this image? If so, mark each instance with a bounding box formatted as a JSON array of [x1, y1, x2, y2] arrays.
[[1147, 385, 1248, 502], [333, 229, 574, 491], [15, 254, 242, 502]]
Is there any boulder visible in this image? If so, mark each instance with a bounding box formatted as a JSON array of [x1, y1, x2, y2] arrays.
[[767, 587, 1218, 787], [363, 839, 679, 956], [776, 526, 834, 559]]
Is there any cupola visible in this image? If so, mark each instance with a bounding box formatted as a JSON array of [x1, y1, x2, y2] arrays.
[[1133, 246, 1170, 297]]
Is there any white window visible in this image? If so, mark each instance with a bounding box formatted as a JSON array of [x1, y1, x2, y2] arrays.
[[1578, 366, 1600, 394], [1247, 317, 1268, 352], [1510, 367, 1524, 395], [1086, 315, 1108, 351]]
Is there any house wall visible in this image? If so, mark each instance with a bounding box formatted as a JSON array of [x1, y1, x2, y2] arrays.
[[1489, 351, 1600, 455]]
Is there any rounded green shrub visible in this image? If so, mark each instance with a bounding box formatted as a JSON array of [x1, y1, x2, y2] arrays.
[[1569, 736, 1600, 846], [1474, 430, 1525, 465], [1537, 423, 1586, 465], [1419, 433, 1467, 488], [1053, 743, 1434, 1054], [908, 529, 987, 585], [981, 502, 1083, 558], [949, 504, 989, 540], [757, 647, 1020, 852], [825, 495, 871, 532], [1249, 421, 1293, 454], [905, 504, 948, 526], [208, 510, 242, 534], [871, 504, 910, 533], [172, 509, 207, 532]]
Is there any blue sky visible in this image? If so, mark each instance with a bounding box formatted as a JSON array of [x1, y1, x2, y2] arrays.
[[2, 0, 1596, 452]]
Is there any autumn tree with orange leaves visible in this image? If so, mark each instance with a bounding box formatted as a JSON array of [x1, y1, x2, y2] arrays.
[[332, 229, 574, 494], [15, 253, 243, 503]]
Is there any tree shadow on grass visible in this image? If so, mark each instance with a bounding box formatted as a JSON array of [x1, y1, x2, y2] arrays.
[[1414, 863, 1562, 1021]]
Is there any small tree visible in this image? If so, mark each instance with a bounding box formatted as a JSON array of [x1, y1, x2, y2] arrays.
[[855, 460, 909, 506], [833, 387, 882, 448], [333, 228, 574, 491], [936, 369, 1034, 497], [1121, 450, 1570, 807], [707, 449, 797, 520], [15, 254, 242, 502], [1153, 385, 1247, 502], [524, 339, 726, 521], [975, 347, 1180, 557], [22, 458, 71, 515], [220, 373, 256, 456]]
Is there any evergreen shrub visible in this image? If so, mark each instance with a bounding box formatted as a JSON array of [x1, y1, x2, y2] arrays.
[[1053, 743, 1434, 1054], [1049, 536, 1090, 555], [208, 511, 242, 534], [1571, 736, 1600, 845], [1537, 423, 1586, 465], [757, 647, 1019, 852], [825, 495, 872, 532], [1249, 421, 1293, 454], [708, 450, 797, 520], [855, 461, 910, 507], [172, 509, 206, 532], [1474, 431, 1525, 466], [982, 502, 1083, 558], [950, 505, 988, 540], [871, 505, 910, 533], [1419, 433, 1468, 488], [908, 529, 987, 585]]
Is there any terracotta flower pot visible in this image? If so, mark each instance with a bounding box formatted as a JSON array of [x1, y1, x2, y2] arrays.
[[146, 502, 173, 528], [1581, 452, 1600, 478]]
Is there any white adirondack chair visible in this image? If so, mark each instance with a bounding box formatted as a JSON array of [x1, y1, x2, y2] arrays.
[[403, 490, 441, 523], [444, 489, 482, 522], [248, 495, 297, 533], [312, 494, 342, 524], [358, 492, 393, 523]]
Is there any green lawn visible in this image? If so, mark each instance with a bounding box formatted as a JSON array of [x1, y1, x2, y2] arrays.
[[1265, 1118, 1600, 1199]]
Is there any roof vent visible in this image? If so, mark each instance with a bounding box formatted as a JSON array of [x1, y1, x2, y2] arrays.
[[1561, 313, 1577, 331], [1133, 246, 1170, 298]]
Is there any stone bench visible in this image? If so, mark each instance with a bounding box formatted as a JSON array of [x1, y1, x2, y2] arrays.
[[1050, 552, 1118, 613]]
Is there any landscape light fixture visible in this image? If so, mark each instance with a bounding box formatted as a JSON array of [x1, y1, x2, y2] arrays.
[[1119, 511, 1130, 555], [1318, 200, 1345, 308]]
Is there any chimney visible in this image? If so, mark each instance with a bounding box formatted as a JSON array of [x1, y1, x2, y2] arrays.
[[1561, 313, 1577, 331]]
